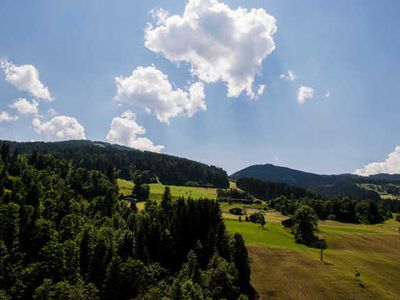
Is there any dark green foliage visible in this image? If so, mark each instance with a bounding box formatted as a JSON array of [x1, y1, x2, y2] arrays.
[[355, 200, 382, 224], [315, 183, 381, 202], [381, 199, 400, 213], [231, 234, 251, 294], [270, 196, 385, 224], [0, 203, 20, 250], [1, 140, 229, 188], [292, 205, 318, 245], [248, 213, 266, 228], [33, 279, 99, 300], [201, 253, 239, 299], [237, 177, 316, 200], [217, 188, 253, 200], [229, 207, 244, 215], [132, 182, 150, 201], [396, 214, 400, 222], [0, 152, 251, 299], [232, 164, 384, 202]]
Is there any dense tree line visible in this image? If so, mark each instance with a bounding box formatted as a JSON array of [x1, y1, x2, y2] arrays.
[[377, 198, 400, 213], [313, 183, 381, 202], [0, 140, 229, 188], [0, 145, 251, 299], [270, 196, 389, 224], [237, 177, 392, 224], [217, 188, 253, 200], [236, 177, 316, 200]]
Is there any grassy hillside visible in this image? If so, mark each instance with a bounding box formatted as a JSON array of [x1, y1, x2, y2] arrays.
[[118, 178, 400, 298], [117, 178, 218, 201], [225, 210, 400, 299]]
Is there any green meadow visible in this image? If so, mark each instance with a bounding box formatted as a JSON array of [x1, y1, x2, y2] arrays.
[[118, 178, 400, 299], [225, 209, 400, 299], [117, 178, 218, 201]]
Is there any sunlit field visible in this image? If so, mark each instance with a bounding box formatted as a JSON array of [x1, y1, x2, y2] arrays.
[[117, 178, 218, 201], [226, 210, 400, 299]]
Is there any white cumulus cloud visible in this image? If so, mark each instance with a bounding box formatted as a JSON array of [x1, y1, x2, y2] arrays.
[[0, 111, 18, 122], [32, 116, 86, 141], [114, 65, 206, 123], [145, 0, 277, 99], [354, 146, 400, 176], [106, 111, 164, 153], [280, 70, 296, 81], [0, 59, 53, 101], [297, 85, 314, 104], [9, 98, 39, 115]]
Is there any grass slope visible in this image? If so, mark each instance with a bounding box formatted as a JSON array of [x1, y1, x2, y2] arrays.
[[225, 210, 400, 299], [117, 178, 218, 201], [118, 179, 400, 298]]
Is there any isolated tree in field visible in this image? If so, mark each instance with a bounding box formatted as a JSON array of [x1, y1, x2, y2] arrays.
[[249, 212, 266, 228], [293, 205, 318, 244]]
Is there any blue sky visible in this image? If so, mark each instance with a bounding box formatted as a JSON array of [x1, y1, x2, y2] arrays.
[[1, 0, 400, 175]]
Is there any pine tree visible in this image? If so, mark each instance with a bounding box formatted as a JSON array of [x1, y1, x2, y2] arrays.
[[231, 233, 251, 293]]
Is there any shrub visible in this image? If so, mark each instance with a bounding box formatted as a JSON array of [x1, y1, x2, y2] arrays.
[[248, 213, 265, 228], [327, 214, 336, 220], [229, 207, 244, 215]]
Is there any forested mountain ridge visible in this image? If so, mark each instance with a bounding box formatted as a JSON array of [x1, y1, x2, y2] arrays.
[[231, 164, 351, 187], [231, 164, 400, 202], [231, 164, 400, 186], [0, 140, 229, 188]]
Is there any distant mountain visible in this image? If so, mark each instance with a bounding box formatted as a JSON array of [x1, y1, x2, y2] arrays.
[[231, 164, 349, 188], [231, 164, 400, 201], [368, 173, 400, 182], [0, 140, 229, 188]]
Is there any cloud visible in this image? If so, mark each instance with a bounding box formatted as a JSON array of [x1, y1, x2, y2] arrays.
[[0, 111, 18, 122], [280, 70, 296, 81], [297, 85, 314, 104], [257, 84, 266, 97], [325, 91, 330, 98], [32, 115, 86, 141], [354, 146, 400, 176], [114, 65, 206, 123], [9, 98, 39, 115], [106, 111, 164, 153], [145, 0, 277, 98], [47, 108, 58, 117], [0, 59, 53, 101]]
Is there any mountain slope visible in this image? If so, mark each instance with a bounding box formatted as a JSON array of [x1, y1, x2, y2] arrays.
[[231, 164, 348, 188], [231, 164, 390, 201], [0, 140, 229, 188]]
